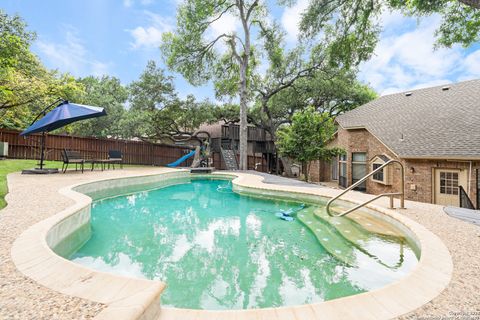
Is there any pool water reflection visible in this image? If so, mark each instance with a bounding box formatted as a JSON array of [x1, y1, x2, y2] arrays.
[[70, 179, 417, 310]]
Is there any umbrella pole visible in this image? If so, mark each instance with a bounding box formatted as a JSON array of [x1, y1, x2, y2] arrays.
[[39, 131, 46, 170]]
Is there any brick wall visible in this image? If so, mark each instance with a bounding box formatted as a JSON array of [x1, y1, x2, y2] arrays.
[[403, 159, 479, 206], [309, 127, 479, 208], [307, 159, 330, 182]]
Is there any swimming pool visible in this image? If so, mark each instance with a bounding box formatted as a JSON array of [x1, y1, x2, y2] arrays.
[[66, 177, 418, 310]]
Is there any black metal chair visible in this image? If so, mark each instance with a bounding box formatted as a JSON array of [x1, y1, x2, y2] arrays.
[[107, 150, 123, 169], [61, 149, 85, 173]]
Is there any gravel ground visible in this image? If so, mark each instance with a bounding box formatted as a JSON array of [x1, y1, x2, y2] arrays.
[[1, 169, 479, 319], [396, 201, 480, 319], [0, 168, 170, 320]]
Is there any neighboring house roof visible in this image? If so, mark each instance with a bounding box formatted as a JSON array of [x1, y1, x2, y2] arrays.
[[336, 79, 480, 159]]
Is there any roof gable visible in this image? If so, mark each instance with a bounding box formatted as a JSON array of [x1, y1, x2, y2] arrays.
[[336, 79, 480, 159]]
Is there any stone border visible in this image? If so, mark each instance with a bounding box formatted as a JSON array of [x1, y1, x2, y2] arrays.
[[10, 170, 453, 320]]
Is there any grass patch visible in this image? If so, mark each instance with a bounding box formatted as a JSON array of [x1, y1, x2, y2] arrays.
[[0, 159, 62, 210]]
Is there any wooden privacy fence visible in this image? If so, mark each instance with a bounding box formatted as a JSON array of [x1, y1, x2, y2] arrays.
[[0, 129, 194, 166]]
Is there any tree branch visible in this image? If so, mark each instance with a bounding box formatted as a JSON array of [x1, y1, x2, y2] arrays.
[[201, 3, 236, 29], [246, 0, 259, 22]]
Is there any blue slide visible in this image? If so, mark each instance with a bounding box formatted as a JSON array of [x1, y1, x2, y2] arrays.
[[166, 150, 196, 167]]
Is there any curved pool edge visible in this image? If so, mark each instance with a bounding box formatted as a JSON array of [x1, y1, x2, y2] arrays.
[[10, 169, 453, 320]]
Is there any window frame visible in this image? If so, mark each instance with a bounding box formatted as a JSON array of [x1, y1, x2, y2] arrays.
[[372, 163, 384, 182], [439, 171, 459, 195], [339, 154, 347, 188], [351, 152, 367, 191], [370, 155, 392, 185], [331, 156, 339, 181]]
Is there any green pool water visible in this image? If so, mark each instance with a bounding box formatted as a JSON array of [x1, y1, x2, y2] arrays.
[[70, 178, 418, 310]]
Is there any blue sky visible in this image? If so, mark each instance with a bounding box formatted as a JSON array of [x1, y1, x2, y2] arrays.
[[3, 0, 480, 99]]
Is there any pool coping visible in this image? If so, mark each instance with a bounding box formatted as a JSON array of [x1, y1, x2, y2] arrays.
[[10, 170, 453, 320]]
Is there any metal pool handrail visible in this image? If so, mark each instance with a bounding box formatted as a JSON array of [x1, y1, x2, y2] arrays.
[[326, 159, 405, 217]]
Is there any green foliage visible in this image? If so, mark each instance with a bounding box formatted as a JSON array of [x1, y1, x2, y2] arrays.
[[248, 14, 378, 149], [387, 0, 480, 47], [124, 61, 218, 139], [161, 0, 264, 90], [161, 0, 270, 169], [129, 61, 176, 111], [299, 0, 480, 49], [291, 70, 377, 116], [430, 3, 480, 48], [276, 107, 343, 178], [0, 10, 85, 130], [68, 76, 129, 137], [0, 10, 241, 141], [250, 65, 377, 140], [300, 0, 381, 65], [213, 103, 240, 123]]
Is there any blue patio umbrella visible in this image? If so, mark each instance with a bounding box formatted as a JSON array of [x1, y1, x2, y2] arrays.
[[20, 99, 107, 171]]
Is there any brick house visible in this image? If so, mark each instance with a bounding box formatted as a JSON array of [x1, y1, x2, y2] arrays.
[[309, 80, 480, 209]]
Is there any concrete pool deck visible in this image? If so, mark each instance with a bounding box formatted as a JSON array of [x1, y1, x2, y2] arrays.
[[0, 168, 478, 319]]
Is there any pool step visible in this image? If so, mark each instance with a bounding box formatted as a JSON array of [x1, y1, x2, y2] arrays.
[[296, 207, 356, 266], [297, 206, 408, 268], [312, 207, 371, 247], [337, 208, 405, 238]]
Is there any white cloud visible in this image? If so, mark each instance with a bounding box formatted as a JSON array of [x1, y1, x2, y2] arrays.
[[204, 11, 241, 53], [461, 49, 480, 79], [36, 27, 109, 77], [281, 0, 309, 43], [209, 12, 240, 37], [379, 10, 408, 30], [128, 11, 174, 49], [129, 26, 165, 49], [129, 6, 240, 53], [358, 14, 480, 95]]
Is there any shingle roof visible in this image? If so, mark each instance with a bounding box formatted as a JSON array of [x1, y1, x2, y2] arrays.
[[336, 79, 480, 159]]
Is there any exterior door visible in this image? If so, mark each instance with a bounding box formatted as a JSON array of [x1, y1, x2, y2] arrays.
[[434, 169, 468, 207]]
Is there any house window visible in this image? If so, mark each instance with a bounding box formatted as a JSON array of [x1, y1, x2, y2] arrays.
[[352, 152, 367, 191], [440, 172, 459, 195], [370, 155, 392, 185], [339, 154, 347, 188], [372, 163, 384, 182], [331, 156, 339, 181]]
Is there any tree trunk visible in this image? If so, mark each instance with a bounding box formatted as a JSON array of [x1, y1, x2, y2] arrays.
[[238, 0, 251, 171], [301, 161, 308, 182], [305, 161, 311, 182], [239, 61, 248, 170], [280, 156, 294, 177]]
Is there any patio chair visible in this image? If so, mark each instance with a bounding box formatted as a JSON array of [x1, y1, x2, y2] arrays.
[[107, 150, 123, 169], [61, 149, 85, 173]]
